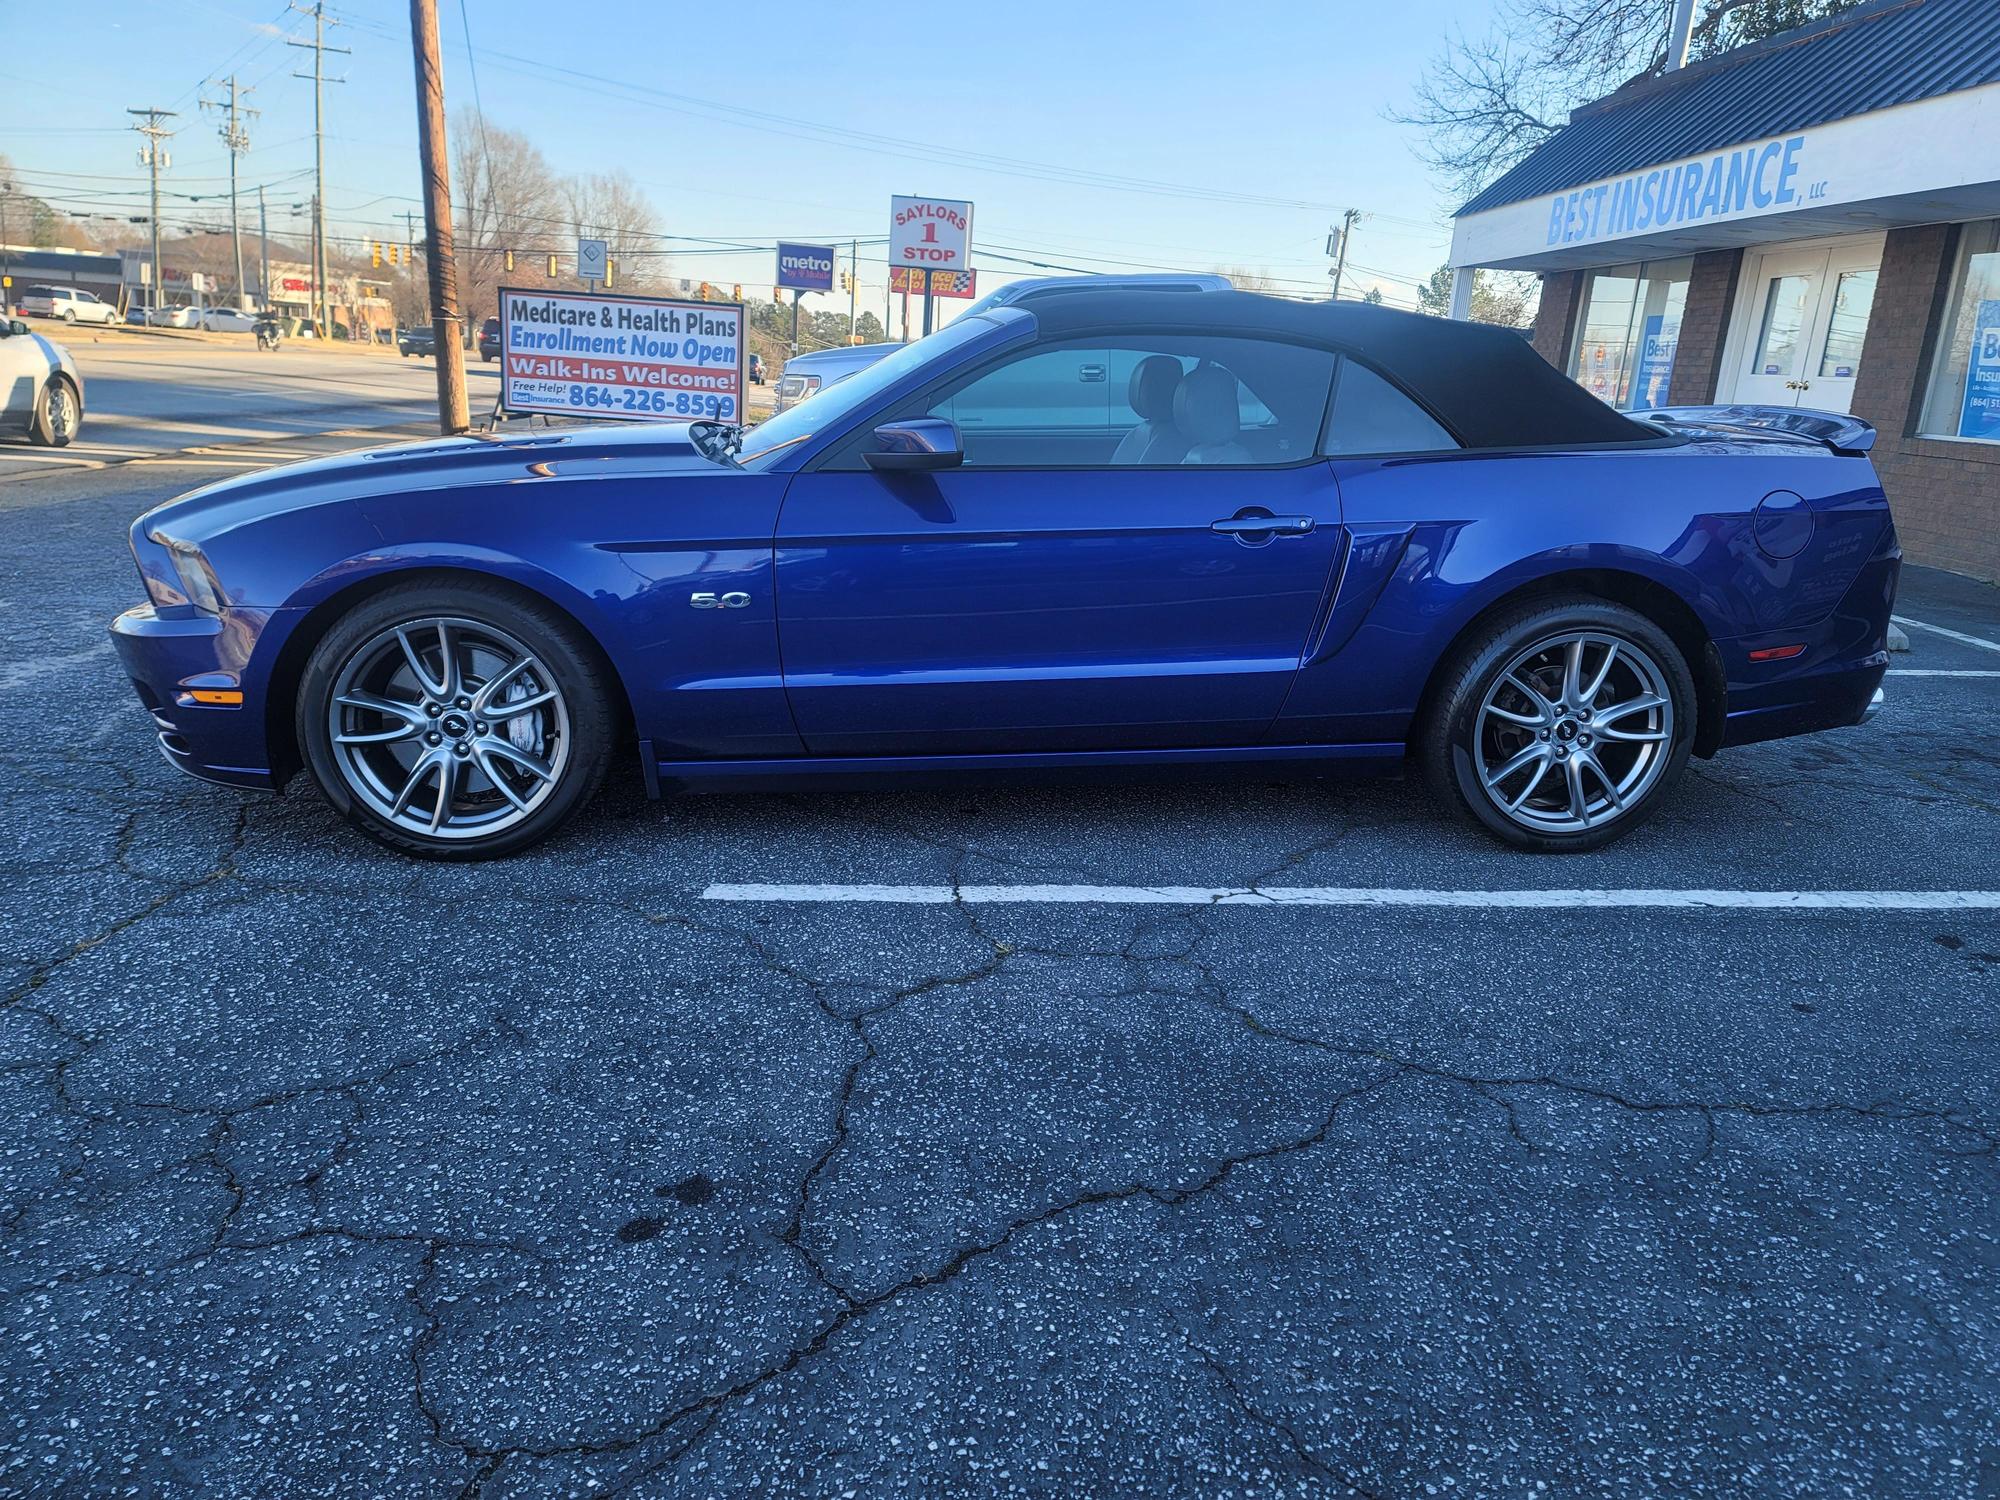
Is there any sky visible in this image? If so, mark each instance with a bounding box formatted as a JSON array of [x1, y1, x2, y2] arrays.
[[1, 0, 1487, 322]]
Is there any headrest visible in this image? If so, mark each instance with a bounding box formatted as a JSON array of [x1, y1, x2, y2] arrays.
[[1173, 364, 1240, 447], [1127, 355, 1183, 422]]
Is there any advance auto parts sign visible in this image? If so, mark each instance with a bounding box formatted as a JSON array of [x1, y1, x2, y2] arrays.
[[499, 286, 745, 422]]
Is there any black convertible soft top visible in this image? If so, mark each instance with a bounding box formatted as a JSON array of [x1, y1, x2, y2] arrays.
[[1026, 289, 1663, 451]]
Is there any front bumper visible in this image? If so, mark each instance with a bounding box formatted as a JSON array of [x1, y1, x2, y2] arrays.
[[109, 604, 278, 790]]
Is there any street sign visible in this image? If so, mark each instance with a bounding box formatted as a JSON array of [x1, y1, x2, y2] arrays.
[[890, 195, 973, 273], [498, 285, 745, 424], [889, 267, 976, 299], [576, 237, 608, 284], [775, 242, 836, 293]]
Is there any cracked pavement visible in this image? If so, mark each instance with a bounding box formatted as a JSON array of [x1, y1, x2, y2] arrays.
[[3, 457, 1998, 1497]]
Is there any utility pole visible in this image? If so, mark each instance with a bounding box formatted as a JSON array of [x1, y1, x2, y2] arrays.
[[128, 108, 178, 318], [289, 3, 347, 339], [258, 183, 270, 308], [408, 0, 469, 433], [848, 238, 858, 344], [201, 77, 257, 309], [0, 166, 14, 316], [1327, 207, 1361, 301]]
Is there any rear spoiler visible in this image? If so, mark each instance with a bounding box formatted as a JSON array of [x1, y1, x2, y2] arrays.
[[1631, 404, 1876, 456]]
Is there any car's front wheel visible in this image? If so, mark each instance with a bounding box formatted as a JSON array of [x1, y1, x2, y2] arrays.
[[29, 378, 78, 446], [1420, 596, 1695, 852], [297, 581, 616, 859]]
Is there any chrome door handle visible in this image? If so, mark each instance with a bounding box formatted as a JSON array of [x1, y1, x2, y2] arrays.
[[1211, 513, 1314, 537]]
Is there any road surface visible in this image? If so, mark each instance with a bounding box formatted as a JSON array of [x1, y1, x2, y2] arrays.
[[0, 327, 493, 480], [1, 445, 1996, 1496]]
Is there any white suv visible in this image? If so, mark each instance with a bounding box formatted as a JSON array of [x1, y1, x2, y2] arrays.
[[17, 286, 119, 326]]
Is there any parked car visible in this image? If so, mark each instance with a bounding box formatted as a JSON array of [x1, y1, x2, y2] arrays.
[[125, 307, 150, 326], [477, 317, 500, 362], [1, 317, 84, 445], [398, 325, 436, 358], [17, 286, 120, 326], [749, 353, 767, 385], [768, 274, 1233, 412], [772, 343, 905, 414], [200, 307, 260, 334], [146, 305, 199, 328], [109, 290, 1897, 860]]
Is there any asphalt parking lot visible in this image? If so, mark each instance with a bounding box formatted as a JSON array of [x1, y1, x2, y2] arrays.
[[3, 451, 1998, 1497]]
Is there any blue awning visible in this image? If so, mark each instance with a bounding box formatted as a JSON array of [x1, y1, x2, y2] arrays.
[[1457, 0, 2000, 217]]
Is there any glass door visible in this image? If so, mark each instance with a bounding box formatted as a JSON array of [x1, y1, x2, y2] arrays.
[[1735, 243, 1881, 414]]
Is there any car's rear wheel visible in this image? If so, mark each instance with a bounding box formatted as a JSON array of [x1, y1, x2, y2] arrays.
[[61, 309, 76, 324], [297, 581, 615, 859], [29, 378, 78, 447], [1420, 596, 1695, 852]]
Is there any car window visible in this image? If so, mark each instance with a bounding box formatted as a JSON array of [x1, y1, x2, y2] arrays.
[[1320, 358, 1459, 456], [909, 334, 1335, 468]]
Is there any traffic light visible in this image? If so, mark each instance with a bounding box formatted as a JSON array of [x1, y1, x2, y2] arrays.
[[548, 254, 558, 278], [698, 282, 712, 300], [388, 243, 399, 267], [371, 242, 381, 268], [731, 284, 742, 302], [604, 260, 614, 289], [503, 249, 514, 273], [840, 270, 853, 293], [773, 286, 783, 305]]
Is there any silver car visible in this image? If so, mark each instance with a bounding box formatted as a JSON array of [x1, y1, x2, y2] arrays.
[[0, 317, 85, 446]]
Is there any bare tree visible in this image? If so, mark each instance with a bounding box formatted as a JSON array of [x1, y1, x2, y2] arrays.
[[1398, 0, 1867, 202], [452, 113, 563, 324], [1416, 264, 1540, 327], [559, 171, 663, 291]]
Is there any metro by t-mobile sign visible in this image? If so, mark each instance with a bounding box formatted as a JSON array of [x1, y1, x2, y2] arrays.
[[775, 242, 835, 293], [890, 196, 973, 272]]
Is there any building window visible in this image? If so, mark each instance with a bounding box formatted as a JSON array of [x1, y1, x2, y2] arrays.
[[1567, 258, 1692, 410], [1919, 220, 2000, 444]]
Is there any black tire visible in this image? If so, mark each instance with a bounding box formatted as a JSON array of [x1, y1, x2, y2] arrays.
[[1419, 595, 1696, 852], [29, 377, 78, 447], [296, 579, 616, 860]]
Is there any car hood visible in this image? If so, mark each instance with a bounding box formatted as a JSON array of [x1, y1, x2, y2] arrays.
[[139, 422, 730, 542]]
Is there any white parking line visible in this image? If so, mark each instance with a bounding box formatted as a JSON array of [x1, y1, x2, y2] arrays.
[[702, 884, 2000, 910], [1893, 614, 2000, 654], [1888, 669, 2000, 678]]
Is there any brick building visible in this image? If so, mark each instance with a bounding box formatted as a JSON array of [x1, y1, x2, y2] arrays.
[[1447, 0, 2000, 580]]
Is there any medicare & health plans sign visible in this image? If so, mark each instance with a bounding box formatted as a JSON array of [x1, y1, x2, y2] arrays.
[[499, 287, 745, 423]]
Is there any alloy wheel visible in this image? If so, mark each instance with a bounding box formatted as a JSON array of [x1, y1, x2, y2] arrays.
[[1472, 630, 1674, 835], [46, 384, 73, 442], [326, 615, 571, 841]]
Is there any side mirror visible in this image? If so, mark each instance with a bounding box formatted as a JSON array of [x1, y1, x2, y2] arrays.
[[4, 320, 24, 337], [864, 417, 963, 472]]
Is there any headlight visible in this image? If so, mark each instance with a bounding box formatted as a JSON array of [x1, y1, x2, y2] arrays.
[[153, 534, 225, 615]]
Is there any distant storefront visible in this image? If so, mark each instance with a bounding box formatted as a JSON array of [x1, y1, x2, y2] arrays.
[[1448, 0, 2000, 580]]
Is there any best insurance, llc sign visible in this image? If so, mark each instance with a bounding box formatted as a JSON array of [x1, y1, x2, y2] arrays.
[[498, 286, 745, 422], [890, 195, 973, 272]]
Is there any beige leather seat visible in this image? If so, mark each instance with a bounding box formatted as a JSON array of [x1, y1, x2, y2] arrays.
[[1111, 355, 1190, 465]]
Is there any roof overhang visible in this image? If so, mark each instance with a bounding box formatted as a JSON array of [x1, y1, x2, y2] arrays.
[[1451, 82, 2000, 272]]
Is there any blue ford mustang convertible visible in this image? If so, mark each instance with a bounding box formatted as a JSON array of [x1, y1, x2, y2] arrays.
[[110, 287, 1896, 859]]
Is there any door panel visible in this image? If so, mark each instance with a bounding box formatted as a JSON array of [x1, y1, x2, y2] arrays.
[[1737, 251, 1824, 407], [1733, 243, 1881, 414], [774, 465, 1345, 756]]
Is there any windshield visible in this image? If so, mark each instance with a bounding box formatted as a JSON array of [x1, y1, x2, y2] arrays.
[[738, 315, 1013, 469]]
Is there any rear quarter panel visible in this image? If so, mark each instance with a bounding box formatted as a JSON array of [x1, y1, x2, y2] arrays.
[[1277, 437, 1891, 746]]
